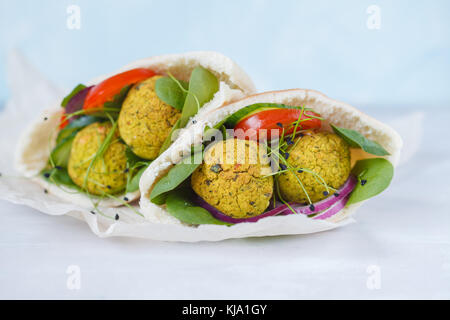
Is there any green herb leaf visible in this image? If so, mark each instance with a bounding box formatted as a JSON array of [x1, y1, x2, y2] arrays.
[[61, 84, 86, 107], [331, 124, 390, 156], [155, 77, 188, 111], [50, 133, 76, 168], [149, 154, 201, 204], [347, 158, 394, 205], [126, 165, 148, 193], [125, 146, 146, 167], [42, 167, 77, 188], [166, 189, 230, 225], [179, 66, 219, 128], [56, 116, 101, 144]]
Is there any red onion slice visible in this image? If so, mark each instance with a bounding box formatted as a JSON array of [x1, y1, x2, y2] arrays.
[[195, 175, 357, 224], [195, 197, 292, 224], [312, 195, 350, 220], [65, 86, 93, 122]]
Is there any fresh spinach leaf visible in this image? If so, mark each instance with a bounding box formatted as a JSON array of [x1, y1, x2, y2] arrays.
[[61, 84, 86, 107], [125, 146, 146, 167], [347, 158, 394, 205], [126, 165, 148, 193], [42, 167, 77, 188], [56, 116, 101, 144], [166, 189, 230, 225], [331, 124, 390, 156], [149, 154, 201, 204], [155, 77, 189, 111], [179, 66, 219, 127]]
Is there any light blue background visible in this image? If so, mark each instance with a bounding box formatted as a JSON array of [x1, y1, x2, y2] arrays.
[[1, 0, 449, 108]]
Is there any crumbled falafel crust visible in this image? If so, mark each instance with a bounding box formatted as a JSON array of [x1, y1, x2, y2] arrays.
[[68, 122, 127, 195], [191, 138, 274, 219], [279, 132, 351, 203], [118, 76, 181, 160]]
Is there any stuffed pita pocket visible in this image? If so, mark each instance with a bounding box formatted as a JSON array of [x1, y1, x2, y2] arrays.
[[139, 89, 402, 238], [15, 51, 255, 209]]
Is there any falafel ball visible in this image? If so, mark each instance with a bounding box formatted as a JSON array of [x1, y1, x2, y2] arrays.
[[278, 131, 351, 203], [191, 138, 274, 219], [118, 76, 181, 160], [68, 122, 127, 195]]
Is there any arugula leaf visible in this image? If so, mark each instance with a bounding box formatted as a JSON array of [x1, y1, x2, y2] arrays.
[[331, 124, 390, 156], [126, 165, 148, 193], [155, 77, 189, 111], [179, 66, 219, 127], [149, 154, 201, 204], [166, 189, 230, 225], [347, 158, 394, 205], [61, 84, 86, 107]]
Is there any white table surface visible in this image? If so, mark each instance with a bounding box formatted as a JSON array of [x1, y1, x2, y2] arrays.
[[0, 107, 449, 300]]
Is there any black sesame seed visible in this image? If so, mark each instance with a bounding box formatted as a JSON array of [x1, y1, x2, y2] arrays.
[[192, 120, 197, 124], [284, 152, 290, 159], [323, 191, 329, 196], [44, 173, 50, 178], [90, 211, 96, 215], [361, 179, 367, 186], [44, 189, 48, 194], [107, 185, 111, 189], [309, 204, 315, 211], [276, 122, 283, 128], [249, 201, 255, 206], [280, 164, 287, 170], [334, 192, 340, 197], [299, 133, 304, 137], [123, 197, 129, 201], [297, 169, 303, 173], [55, 166, 62, 170], [124, 168, 129, 173], [44, 117, 48, 121], [115, 214, 119, 221]]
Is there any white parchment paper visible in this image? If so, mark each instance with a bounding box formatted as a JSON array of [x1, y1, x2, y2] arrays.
[[0, 51, 416, 242]]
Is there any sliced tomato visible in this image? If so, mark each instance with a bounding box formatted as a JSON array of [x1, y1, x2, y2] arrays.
[[83, 68, 156, 111], [59, 114, 69, 129], [234, 108, 321, 140]]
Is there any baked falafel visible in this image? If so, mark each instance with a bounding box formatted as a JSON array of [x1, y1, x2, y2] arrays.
[[191, 138, 274, 219], [278, 131, 351, 203], [68, 122, 128, 195], [118, 76, 181, 160]]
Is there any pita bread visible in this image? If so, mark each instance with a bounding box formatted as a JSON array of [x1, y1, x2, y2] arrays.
[[139, 89, 403, 227], [14, 51, 256, 208]]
